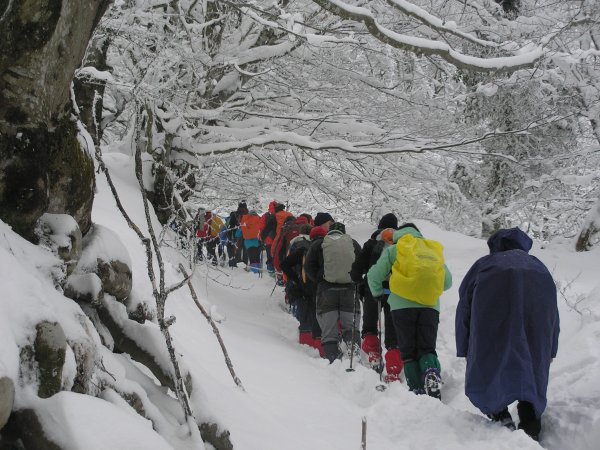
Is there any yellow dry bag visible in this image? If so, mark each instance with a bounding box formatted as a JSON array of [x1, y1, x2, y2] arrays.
[[389, 234, 445, 306]]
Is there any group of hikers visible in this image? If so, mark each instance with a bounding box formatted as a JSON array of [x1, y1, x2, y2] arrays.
[[183, 201, 560, 442]]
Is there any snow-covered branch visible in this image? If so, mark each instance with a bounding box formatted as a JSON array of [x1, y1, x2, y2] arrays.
[[311, 0, 543, 72], [172, 114, 573, 160], [386, 0, 498, 48]]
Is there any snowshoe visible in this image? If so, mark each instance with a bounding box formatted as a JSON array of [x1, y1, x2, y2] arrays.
[[423, 367, 442, 400], [490, 409, 516, 431]]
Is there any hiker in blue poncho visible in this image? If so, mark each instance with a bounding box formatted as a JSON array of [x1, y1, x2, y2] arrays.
[[456, 228, 560, 441]]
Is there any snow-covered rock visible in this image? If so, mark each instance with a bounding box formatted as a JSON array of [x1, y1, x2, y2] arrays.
[[34, 321, 67, 399], [76, 224, 132, 302], [64, 273, 103, 304], [36, 213, 82, 276]]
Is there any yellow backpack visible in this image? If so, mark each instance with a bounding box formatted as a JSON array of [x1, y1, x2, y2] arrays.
[[389, 234, 445, 306], [209, 215, 224, 238]]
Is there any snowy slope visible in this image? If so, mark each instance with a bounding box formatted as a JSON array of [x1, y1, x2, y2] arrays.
[[93, 152, 599, 449], [3, 149, 598, 449], [159, 217, 599, 450]]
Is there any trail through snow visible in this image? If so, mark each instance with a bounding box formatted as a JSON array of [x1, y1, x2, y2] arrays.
[[162, 221, 600, 450], [88, 153, 600, 449]]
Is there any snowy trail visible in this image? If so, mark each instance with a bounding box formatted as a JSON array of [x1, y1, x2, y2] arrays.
[[169, 225, 599, 449], [92, 155, 599, 449], [164, 223, 566, 449]]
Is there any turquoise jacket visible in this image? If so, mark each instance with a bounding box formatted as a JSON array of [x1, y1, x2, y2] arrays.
[[367, 227, 452, 312]]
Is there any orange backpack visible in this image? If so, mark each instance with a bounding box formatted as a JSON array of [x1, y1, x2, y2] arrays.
[[241, 214, 261, 240]]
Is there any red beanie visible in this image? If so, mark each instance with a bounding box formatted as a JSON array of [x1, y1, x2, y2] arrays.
[[295, 216, 309, 225], [309, 226, 327, 240]]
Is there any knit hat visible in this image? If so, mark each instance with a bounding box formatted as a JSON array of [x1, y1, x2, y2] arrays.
[[328, 222, 346, 234], [300, 213, 313, 224], [268, 200, 277, 214], [378, 213, 398, 230], [238, 201, 247, 210], [295, 216, 309, 225], [299, 224, 312, 235], [314, 212, 334, 226], [309, 226, 327, 240]]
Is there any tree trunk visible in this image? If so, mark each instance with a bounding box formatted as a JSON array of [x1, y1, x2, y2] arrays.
[[73, 34, 111, 145], [0, 0, 111, 240], [576, 197, 600, 252]]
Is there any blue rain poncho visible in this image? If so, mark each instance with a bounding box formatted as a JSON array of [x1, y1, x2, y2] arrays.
[[456, 228, 559, 417]]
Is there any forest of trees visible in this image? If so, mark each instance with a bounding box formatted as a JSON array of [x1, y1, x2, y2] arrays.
[[2, 0, 599, 247]]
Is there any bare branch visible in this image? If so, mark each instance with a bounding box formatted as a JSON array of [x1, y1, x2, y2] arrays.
[[179, 264, 246, 391]]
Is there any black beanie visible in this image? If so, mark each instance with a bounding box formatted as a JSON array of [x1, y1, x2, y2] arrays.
[[314, 212, 334, 226], [378, 213, 398, 230]]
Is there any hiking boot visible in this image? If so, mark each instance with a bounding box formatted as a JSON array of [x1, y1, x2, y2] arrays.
[[517, 401, 540, 441], [361, 334, 382, 371], [490, 408, 516, 431], [423, 367, 442, 400], [518, 423, 540, 441], [322, 341, 342, 363], [384, 348, 403, 382]]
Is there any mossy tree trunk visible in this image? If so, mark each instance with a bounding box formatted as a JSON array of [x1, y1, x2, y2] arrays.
[[0, 0, 111, 240], [73, 34, 111, 145]]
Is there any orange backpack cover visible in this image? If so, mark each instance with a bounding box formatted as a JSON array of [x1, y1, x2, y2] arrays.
[[241, 214, 261, 240]]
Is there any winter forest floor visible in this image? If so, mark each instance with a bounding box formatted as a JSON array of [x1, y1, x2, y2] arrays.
[[92, 152, 600, 450]]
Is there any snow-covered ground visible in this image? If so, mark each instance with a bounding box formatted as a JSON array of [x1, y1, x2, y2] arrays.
[[162, 221, 599, 450], [2, 151, 599, 449]]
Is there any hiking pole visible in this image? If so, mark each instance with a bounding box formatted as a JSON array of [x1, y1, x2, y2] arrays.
[[361, 416, 367, 450], [375, 296, 387, 392], [347, 285, 359, 372], [269, 277, 278, 297]]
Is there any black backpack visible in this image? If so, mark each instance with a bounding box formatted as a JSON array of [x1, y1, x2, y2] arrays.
[[261, 212, 276, 241], [368, 239, 387, 268]]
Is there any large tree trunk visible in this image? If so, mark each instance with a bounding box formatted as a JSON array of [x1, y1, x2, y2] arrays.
[[0, 0, 111, 241]]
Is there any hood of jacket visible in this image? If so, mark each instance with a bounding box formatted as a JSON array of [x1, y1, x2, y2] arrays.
[[289, 234, 310, 246], [487, 228, 532, 254], [392, 227, 423, 243]]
